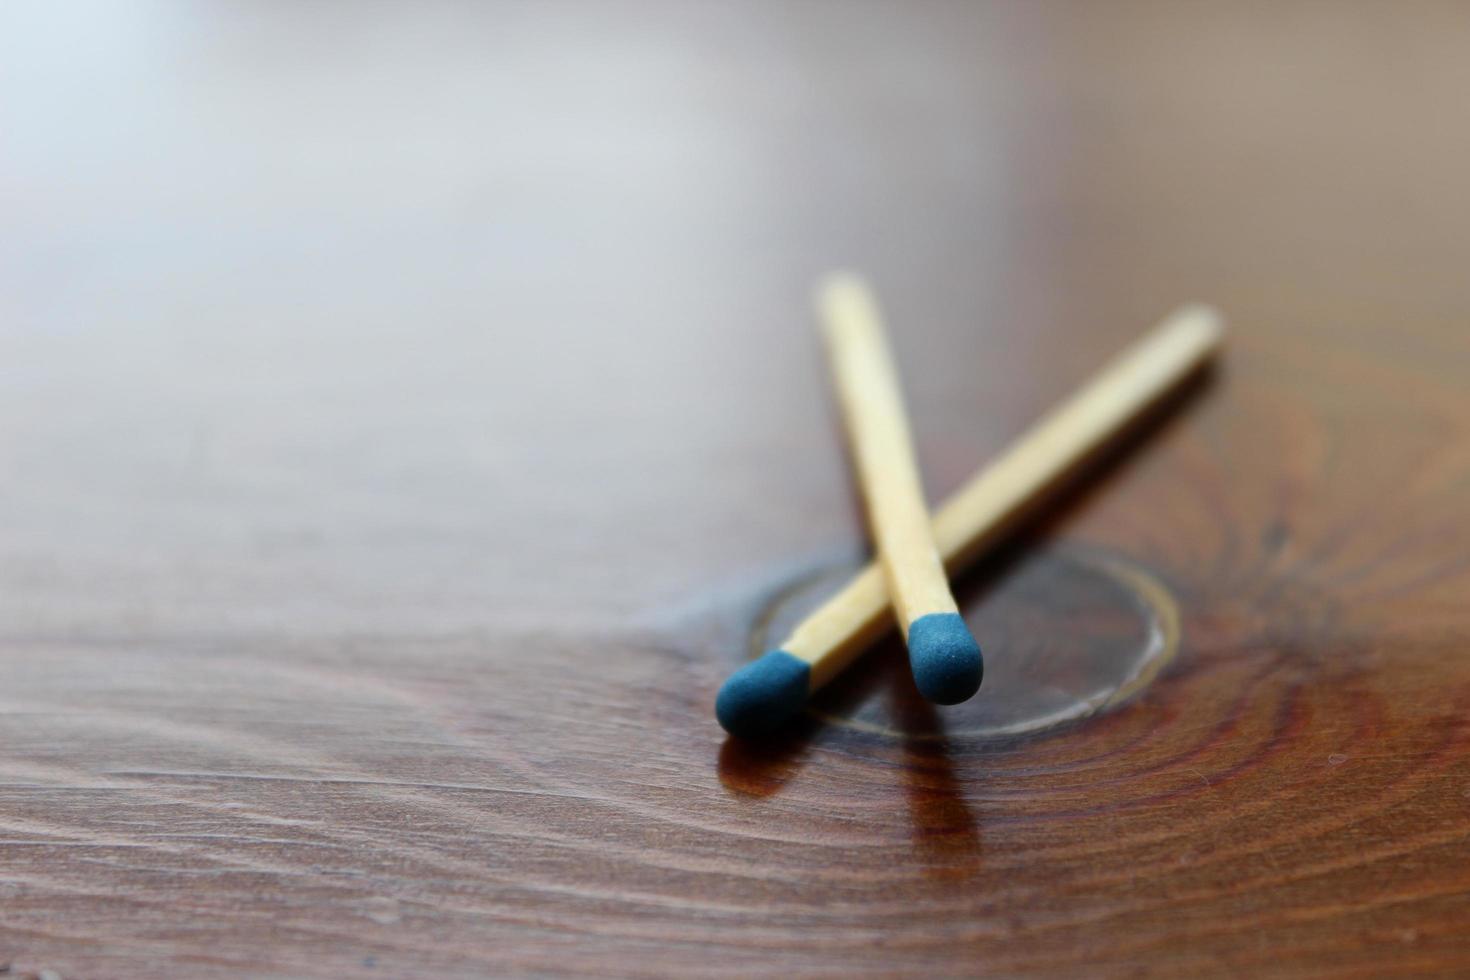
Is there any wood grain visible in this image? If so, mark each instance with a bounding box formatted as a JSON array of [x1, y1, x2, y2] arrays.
[[3, 1, 1470, 977]]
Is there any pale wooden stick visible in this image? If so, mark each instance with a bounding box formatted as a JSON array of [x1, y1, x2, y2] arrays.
[[715, 302, 1224, 736], [816, 274, 983, 704]]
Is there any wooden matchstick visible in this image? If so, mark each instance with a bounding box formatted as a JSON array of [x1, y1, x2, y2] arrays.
[[715, 300, 1224, 737], [816, 274, 984, 706]]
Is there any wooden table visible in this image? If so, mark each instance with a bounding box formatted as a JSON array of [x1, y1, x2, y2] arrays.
[[3, 2, 1469, 976]]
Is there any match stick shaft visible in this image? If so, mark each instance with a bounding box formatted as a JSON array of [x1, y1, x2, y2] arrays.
[[788, 302, 1223, 689], [817, 276, 959, 631]]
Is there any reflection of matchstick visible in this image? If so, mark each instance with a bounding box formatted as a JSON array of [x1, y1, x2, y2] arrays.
[[716, 300, 1224, 738], [816, 274, 983, 706]]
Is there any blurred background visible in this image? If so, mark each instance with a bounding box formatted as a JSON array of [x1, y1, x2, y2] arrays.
[[3, 0, 1468, 638], [6, 4, 1470, 977]]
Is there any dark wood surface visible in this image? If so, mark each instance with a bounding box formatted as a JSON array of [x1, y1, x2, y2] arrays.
[[4, 2, 1470, 976]]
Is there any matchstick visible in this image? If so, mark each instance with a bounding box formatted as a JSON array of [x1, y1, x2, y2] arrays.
[[716, 301, 1224, 737], [816, 275, 984, 706]]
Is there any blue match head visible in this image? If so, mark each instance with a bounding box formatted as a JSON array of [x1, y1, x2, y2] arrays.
[[907, 612, 983, 705], [715, 649, 811, 738]]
